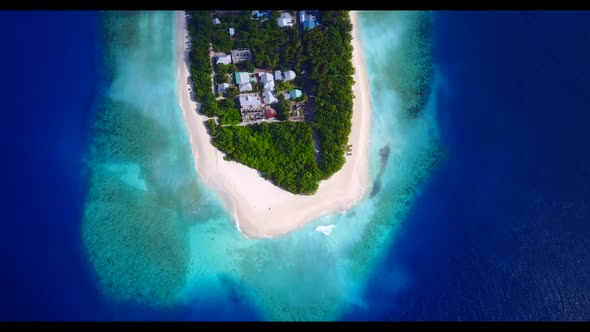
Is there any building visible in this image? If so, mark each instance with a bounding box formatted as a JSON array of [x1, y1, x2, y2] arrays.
[[282, 92, 291, 100], [299, 11, 306, 23], [229, 27, 235, 37], [303, 18, 317, 30], [263, 90, 278, 104], [235, 72, 250, 84], [216, 54, 232, 65], [289, 89, 302, 99], [213, 18, 221, 25], [302, 12, 320, 30], [263, 80, 275, 92], [274, 70, 283, 81], [239, 82, 253, 92], [284, 70, 296, 81], [231, 48, 252, 63], [252, 10, 270, 20], [265, 107, 277, 119], [258, 72, 274, 91], [259, 72, 274, 83], [277, 12, 294, 28], [239, 94, 262, 108], [218, 83, 230, 94]]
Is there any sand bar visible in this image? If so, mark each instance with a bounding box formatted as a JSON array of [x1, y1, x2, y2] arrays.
[[175, 11, 372, 238]]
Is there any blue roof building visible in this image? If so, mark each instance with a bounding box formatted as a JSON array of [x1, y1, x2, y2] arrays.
[[303, 19, 317, 30], [299, 11, 306, 23], [235, 72, 250, 84], [252, 11, 270, 20], [302, 12, 320, 30], [289, 89, 302, 99]]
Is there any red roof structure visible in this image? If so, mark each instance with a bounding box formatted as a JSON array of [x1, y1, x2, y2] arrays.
[[265, 107, 277, 119]]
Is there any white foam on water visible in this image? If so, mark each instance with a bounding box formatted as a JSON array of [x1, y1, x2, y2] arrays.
[[315, 224, 335, 236]]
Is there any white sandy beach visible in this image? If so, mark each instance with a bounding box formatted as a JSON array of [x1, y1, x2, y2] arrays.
[[175, 11, 372, 238]]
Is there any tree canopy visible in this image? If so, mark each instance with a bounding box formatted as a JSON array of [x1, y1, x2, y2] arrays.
[[303, 11, 354, 179], [213, 122, 320, 194], [186, 11, 356, 193]]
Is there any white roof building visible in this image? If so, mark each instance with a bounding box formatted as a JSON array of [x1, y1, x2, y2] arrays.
[[239, 82, 253, 92], [277, 12, 294, 28], [263, 80, 275, 92], [229, 27, 235, 37], [282, 92, 291, 100], [274, 70, 283, 81], [216, 54, 232, 65], [284, 70, 296, 81], [239, 94, 262, 108], [263, 91, 278, 104], [213, 18, 221, 25], [218, 83, 230, 94], [259, 72, 274, 83]]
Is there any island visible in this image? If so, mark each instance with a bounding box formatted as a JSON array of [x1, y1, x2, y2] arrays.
[[176, 10, 372, 238]]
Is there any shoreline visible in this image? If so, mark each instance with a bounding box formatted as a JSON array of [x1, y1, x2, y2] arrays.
[[175, 11, 372, 239]]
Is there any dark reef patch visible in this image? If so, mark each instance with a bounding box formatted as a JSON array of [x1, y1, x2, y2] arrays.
[[369, 145, 391, 198]]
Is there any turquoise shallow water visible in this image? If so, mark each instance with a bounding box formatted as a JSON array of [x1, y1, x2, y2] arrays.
[[5, 10, 590, 321], [82, 11, 440, 320]]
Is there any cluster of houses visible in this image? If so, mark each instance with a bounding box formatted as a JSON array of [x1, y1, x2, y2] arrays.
[[212, 12, 319, 45], [214, 52, 305, 122], [278, 11, 320, 29], [214, 48, 251, 67], [210, 11, 315, 124], [212, 10, 318, 53], [212, 17, 236, 38], [250, 10, 320, 30], [232, 69, 302, 122]]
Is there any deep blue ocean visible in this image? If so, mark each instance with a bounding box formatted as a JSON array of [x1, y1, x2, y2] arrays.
[[0, 11, 106, 320], [2, 11, 590, 321], [343, 11, 590, 320]]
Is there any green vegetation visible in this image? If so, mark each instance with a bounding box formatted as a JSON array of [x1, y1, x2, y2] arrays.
[[304, 11, 354, 179], [186, 11, 355, 194], [216, 74, 229, 84], [226, 86, 239, 98], [276, 94, 290, 121], [252, 81, 262, 93], [296, 93, 308, 102], [213, 122, 320, 194], [216, 63, 234, 75], [245, 61, 256, 72], [186, 11, 218, 117], [206, 118, 218, 136], [226, 12, 305, 70], [274, 80, 294, 93], [217, 98, 241, 125], [211, 28, 233, 53]]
